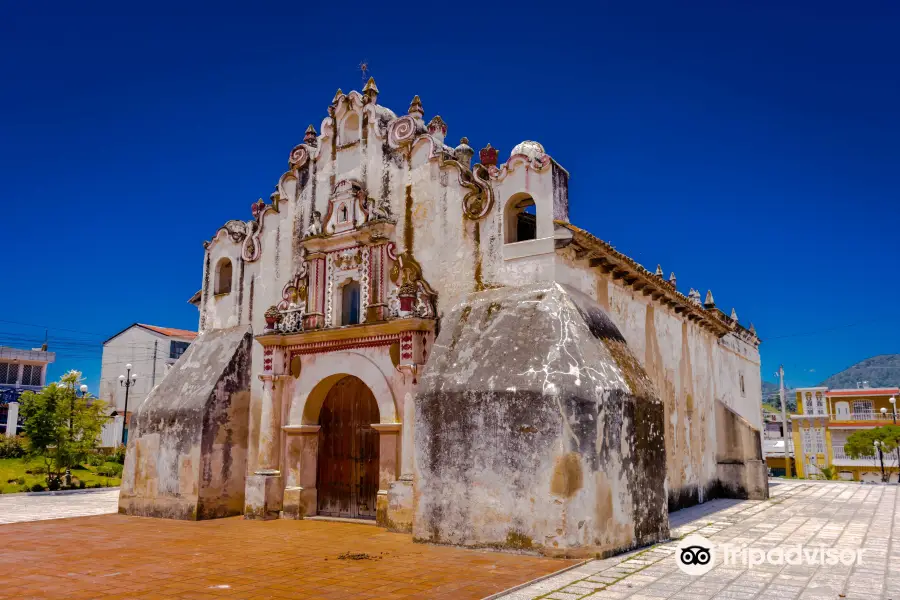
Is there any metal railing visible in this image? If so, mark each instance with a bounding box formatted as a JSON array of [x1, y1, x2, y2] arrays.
[[830, 412, 897, 422]]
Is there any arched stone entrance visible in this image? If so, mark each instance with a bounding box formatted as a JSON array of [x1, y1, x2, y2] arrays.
[[316, 375, 380, 519]]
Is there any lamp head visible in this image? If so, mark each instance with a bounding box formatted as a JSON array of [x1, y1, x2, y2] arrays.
[[80, 384, 88, 393], [125, 363, 133, 371], [118, 375, 125, 382]]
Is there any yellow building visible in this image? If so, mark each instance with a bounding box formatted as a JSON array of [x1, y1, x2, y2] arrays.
[[791, 386, 900, 481]]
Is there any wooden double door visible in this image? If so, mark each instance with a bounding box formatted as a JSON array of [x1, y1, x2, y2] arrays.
[[316, 376, 380, 519]]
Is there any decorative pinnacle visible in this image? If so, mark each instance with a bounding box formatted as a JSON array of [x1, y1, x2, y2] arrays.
[[730, 308, 738, 321], [332, 88, 344, 103], [304, 124, 317, 145], [704, 290, 716, 308], [656, 264, 664, 277], [749, 322, 757, 335], [408, 95, 424, 117], [460, 136, 469, 145], [668, 272, 677, 287], [363, 76, 379, 95]]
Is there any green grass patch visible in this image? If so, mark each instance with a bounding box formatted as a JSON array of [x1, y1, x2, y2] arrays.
[[0, 457, 121, 494]]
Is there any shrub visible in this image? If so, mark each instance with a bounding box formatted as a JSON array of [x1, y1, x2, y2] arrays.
[[16, 477, 25, 486], [87, 453, 105, 467], [98, 463, 123, 477], [111, 445, 126, 464], [0, 435, 27, 459], [30, 483, 45, 492], [78, 480, 86, 489]]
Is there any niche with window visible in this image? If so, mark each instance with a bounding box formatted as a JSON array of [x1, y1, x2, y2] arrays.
[[504, 194, 537, 244], [215, 258, 233, 295], [340, 112, 361, 145], [340, 280, 361, 326]]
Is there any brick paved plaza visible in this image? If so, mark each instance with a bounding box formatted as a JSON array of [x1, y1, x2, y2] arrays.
[[0, 481, 898, 599]]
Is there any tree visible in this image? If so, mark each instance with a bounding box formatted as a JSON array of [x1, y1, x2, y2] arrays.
[[844, 425, 900, 483], [19, 371, 108, 489]]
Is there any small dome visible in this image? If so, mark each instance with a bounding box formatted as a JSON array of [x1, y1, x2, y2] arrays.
[[510, 140, 545, 161], [455, 137, 473, 153]]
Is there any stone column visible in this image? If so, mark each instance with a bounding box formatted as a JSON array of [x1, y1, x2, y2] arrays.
[[282, 425, 320, 519], [372, 423, 407, 530], [4, 400, 19, 437], [365, 243, 388, 322], [244, 374, 285, 520], [304, 253, 327, 330]]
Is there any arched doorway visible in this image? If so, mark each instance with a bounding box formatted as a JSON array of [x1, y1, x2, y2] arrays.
[[316, 375, 380, 519]]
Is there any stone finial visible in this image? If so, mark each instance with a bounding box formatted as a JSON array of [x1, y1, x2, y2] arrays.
[[749, 322, 757, 335], [668, 272, 677, 287], [479, 143, 498, 167], [363, 76, 379, 96], [730, 308, 738, 322], [455, 137, 475, 169], [428, 115, 447, 145], [408, 95, 424, 118], [656, 264, 664, 277], [332, 88, 344, 103], [304, 124, 318, 146], [704, 290, 716, 309]]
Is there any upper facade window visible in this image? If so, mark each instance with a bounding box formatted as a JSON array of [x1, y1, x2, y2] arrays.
[[341, 281, 361, 326], [215, 258, 233, 295], [0, 362, 17, 385]]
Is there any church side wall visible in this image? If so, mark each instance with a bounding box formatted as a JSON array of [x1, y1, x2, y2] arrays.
[[552, 256, 762, 508]]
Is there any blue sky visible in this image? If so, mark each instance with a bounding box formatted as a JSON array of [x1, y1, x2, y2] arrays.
[[2, 2, 898, 395]]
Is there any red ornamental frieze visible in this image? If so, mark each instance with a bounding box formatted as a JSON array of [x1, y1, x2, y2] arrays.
[[286, 333, 400, 357]]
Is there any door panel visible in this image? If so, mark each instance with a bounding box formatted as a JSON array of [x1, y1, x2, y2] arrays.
[[316, 376, 380, 519]]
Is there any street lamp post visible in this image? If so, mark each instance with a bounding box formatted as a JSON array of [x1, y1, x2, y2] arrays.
[[890, 397, 899, 482], [874, 440, 887, 483], [119, 364, 137, 446]]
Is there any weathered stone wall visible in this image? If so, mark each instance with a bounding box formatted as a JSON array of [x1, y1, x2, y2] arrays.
[[119, 326, 252, 520], [714, 400, 768, 500], [414, 283, 668, 558]]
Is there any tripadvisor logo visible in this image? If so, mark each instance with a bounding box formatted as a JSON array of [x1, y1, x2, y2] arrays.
[[674, 534, 867, 575], [676, 534, 715, 576]]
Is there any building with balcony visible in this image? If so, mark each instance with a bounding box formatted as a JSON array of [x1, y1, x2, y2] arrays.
[[791, 385, 899, 481], [0, 346, 55, 436], [98, 323, 197, 446]]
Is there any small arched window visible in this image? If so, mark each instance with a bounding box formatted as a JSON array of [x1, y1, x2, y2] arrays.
[[215, 258, 233, 295], [504, 194, 537, 244], [339, 204, 348, 222], [341, 112, 360, 145], [341, 281, 360, 326]]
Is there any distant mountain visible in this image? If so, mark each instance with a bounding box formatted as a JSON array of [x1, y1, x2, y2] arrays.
[[761, 380, 796, 412], [819, 354, 900, 390]]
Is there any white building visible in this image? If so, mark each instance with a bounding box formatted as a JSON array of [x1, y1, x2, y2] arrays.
[[1, 346, 55, 436], [99, 324, 196, 445]]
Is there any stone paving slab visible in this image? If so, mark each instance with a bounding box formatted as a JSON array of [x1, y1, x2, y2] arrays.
[[0, 513, 574, 599], [496, 480, 900, 600], [0, 488, 119, 524]]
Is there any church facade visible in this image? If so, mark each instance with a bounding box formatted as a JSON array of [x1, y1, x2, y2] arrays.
[[120, 80, 766, 557]]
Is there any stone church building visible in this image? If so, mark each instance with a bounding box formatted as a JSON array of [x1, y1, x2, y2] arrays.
[[120, 80, 766, 557]]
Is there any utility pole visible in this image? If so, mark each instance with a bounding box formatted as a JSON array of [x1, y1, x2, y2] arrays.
[[151, 340, 157, 388], [779, 365, 792, 478]]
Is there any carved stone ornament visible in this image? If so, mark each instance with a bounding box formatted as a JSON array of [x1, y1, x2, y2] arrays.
[[388, 115, 417, 148], [288, 144, 309, 169], [304, 211, 323, 238]]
